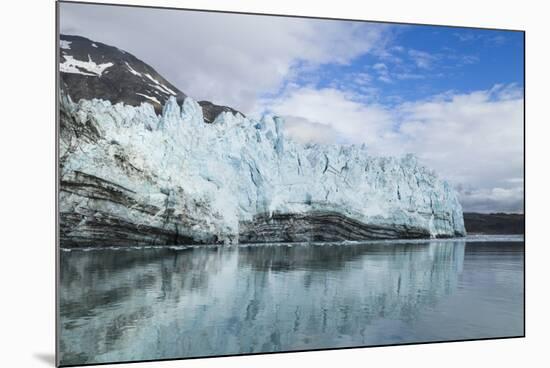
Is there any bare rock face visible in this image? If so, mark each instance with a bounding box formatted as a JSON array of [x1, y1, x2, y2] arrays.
[[59, 91, 465, 248], [238, 211, 433, 243]]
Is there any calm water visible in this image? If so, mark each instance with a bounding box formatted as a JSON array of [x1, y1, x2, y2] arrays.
[[58, 237, 524, 365]]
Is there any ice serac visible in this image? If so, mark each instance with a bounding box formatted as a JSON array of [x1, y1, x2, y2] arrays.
[[59, 93, 465, 247]]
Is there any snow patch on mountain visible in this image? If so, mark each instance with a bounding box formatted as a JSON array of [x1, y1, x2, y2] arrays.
[[60, 55, 114, 77], [144, 73, 177, 95], [125, 62, 142, 77], [60, 40, 72, 50], [136, 93, 161, 105]]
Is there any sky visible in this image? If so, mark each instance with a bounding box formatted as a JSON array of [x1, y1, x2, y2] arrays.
[[59, 2, 525, 213]]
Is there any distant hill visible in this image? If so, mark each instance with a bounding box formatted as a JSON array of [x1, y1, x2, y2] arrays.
[[463, 213, 524, 235]]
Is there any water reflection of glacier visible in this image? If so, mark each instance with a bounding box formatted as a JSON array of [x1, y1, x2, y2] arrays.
[[59, 239, 523, 366]]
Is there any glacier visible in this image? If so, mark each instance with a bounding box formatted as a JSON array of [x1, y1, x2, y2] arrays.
[[59, 93, 465, 247]]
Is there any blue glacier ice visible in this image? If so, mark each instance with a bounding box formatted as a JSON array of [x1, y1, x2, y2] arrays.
[[59, 94, 465, 247]]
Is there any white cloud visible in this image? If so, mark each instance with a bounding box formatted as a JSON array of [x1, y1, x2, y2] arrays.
[[454, 32, 508, 47], [396, 85, 524, 211], [372, 63, 392, 83], [461, 55, 480, 65], [262, 84, 524, 212], [263, 86, 394, 147], [458, 187, 524, 213], [453, 32, 480, 42], [408, 49, 438, 69], [282, 116, 343, 144], [60, 2, 389, 112], [394, 72, 424, 80], [353, 72, 372, 86], [59, 3, 523, 213]]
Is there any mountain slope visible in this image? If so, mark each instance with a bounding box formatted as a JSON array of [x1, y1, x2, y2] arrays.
[[59, 34, 240, 119]]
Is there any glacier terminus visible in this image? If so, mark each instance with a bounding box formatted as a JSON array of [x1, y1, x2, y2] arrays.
[[59, 92, 465, 247]]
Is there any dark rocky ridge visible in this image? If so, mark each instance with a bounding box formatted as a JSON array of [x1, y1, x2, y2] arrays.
[[198, 100, 242, 123], [463, 212, 524, 235], [60, 34, 241, 121]]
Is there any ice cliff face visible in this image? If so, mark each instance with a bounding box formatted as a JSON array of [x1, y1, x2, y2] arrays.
[[59, 93, 465, 247]]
